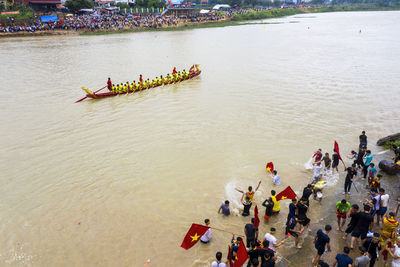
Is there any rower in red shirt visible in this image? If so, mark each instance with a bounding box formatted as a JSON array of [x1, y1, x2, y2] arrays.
[[107, 78, 112, 91], [172, 67, 177, 74], [139, 74, 143, 83]]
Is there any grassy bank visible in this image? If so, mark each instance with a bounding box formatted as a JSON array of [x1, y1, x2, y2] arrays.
[[232, 8, 305, 21], [80, 20, 258, 36]]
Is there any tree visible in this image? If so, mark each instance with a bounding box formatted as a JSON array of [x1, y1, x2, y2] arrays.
[[134, 0, 165, 8], [65, 0, 94, 12], [273, 0, 281, 6]]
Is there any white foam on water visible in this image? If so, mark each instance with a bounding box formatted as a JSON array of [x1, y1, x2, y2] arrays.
[[322, 171, 340, 187], [225, 181, 242, 214], [304, 156, 314, 170]]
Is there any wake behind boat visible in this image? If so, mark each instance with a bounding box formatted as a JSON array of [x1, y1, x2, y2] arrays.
[[76, 65, 201, 102]]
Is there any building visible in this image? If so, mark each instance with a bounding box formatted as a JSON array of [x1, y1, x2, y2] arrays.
[[13, 0, 60, 11]]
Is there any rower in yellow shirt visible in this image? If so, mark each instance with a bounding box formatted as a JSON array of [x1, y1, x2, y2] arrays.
[[126, 82, 130, 92], [131, 81, 136, 92], [112, 84, 116, 93]]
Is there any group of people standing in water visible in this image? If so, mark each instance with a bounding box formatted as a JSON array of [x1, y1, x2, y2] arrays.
[[207, 131, 400, 267], [106, 65, 199, 94]]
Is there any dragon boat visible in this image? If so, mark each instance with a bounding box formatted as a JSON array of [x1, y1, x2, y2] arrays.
[[80, 68, 201, 100]]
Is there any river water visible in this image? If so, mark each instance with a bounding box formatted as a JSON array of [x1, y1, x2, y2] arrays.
[[1, 10, 400, 266]]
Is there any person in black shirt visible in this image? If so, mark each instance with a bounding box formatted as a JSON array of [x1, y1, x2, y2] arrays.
[[302, 184, 313, 206], [246, 242, 259, 267], [332, 149, 340, 173], [242, 196, 252, 217], [344, 165, 357, 195], [351, 205, 373, 249], [296, 198, 311, 233], [244, 218, 259, 248], [357, 146, 367, 169], [258, 240, 276, 266], [359, 131, 367, 148], [323, 153, 331, 171], [343, 204, 359, 240], [362, 233, 381, 267], [262, 197, 274, 223], [285, 216, 302, 248]]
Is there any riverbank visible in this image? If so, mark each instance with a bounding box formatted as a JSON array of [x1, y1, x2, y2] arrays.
[[1, 4, 400, 38]]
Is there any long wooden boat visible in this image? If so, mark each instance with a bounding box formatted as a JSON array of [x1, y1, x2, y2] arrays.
[[81, 70, 201, 100]]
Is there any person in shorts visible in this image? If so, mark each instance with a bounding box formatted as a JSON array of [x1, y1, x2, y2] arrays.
[[262, 197, 274, 223], [343, 204, 359, 240], [351, 205, 374, 249], [336, 199, 351, 232], [285, 216, 302, 249], [312, 225, 332, 266]]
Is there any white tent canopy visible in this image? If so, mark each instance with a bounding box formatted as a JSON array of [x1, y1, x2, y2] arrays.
[[212, 4, 230, 10], [199, 9, 210, 13]]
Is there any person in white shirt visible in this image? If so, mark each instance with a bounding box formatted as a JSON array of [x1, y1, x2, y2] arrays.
[[201, 219, 211, 244], [379, 188, 390, 223], [388, 237, 400, 267], [313, 162, 323, 183], [211, 251, 227, 267], [272, 170, 280, 185], [263, 227, 279, 251]]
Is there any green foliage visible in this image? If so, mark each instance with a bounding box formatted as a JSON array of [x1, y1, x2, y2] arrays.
[[383, 141, 400, 150], [134, 0, 165, 8], [116, 2, 130, 9], [0, 3, 34, 25], [232, 8, 304, 21], [245, 0, 258, 7], [65, 0, 94, 12]]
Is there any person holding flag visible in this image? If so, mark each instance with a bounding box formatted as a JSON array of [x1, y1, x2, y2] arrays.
[[180, 222, 210, 250], [244, 217, 258, 248], [200, 219, 211, 244], [272, 170, 280, 185], [334, 141, 347, 172], [270, 190, 280, 215], [313, 149, 323, 164]]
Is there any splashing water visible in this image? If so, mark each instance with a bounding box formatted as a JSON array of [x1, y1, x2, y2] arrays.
[[225, 181, 241, 215], [304, 156, 314, 170], [322, 169, 340, 187]]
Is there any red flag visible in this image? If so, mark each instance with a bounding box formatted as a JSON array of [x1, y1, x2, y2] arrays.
[[276, 186, 297, 201], [266, 162, 274, 173], [233, 240, 249, 267], [180, 223, 210, 250], [334, 140, 343, 161], [254, 205, 260, 228]]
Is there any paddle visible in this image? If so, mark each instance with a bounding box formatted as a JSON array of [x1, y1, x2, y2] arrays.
[[75, 86, 107, 103]]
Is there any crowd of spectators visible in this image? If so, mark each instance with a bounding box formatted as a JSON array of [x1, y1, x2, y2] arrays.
[[0, 9, 240, 34]]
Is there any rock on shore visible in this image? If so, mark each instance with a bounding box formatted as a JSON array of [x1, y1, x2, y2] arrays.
[[376, 133, 400, 146], [379, 159, 400, 175]]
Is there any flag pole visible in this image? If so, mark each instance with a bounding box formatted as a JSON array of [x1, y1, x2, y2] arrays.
[[210, 227, 245, 238]]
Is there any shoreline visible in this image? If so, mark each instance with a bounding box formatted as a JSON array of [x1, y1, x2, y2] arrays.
[[1, 5, 399, 38]]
